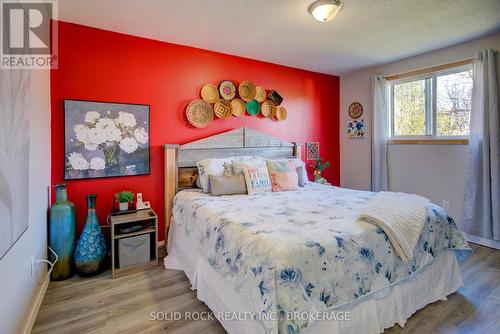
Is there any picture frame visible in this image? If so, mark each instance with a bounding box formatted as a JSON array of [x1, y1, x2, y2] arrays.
[[306, 142, 320, 160], [348, 119, 365, 139], [63, 99, 150, 180]]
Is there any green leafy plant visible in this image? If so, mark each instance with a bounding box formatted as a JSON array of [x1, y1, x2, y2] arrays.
[[116, 191, 134, 203], [310, 157, 330, 183], [311, 157, 330, 172]]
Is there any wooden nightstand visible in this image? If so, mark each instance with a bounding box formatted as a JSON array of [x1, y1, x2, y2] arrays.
[[110, 209, 158, 278]]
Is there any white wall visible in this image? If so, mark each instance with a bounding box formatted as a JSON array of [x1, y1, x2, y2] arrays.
[[0, 69, 51, 333], [340, 32, 500, 227]]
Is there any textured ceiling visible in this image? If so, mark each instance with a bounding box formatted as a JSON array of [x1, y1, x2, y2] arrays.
[[57, 0, 500, 75]]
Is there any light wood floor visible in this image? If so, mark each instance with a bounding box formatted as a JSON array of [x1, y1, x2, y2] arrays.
[[33, 243, 500, 334]]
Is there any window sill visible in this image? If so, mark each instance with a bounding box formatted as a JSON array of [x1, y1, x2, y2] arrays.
[[387, 138, 469, 145]]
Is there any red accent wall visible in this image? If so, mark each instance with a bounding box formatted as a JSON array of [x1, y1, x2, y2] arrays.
[[51, 21, 340, 241]]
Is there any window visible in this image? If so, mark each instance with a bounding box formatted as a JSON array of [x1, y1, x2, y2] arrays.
[[390, 66, 472, 138]]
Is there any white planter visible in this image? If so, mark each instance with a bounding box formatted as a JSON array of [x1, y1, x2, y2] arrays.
[[119, 202, 129, 211]]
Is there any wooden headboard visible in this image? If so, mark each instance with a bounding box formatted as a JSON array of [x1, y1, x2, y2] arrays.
[[163, 127, 302, 240]]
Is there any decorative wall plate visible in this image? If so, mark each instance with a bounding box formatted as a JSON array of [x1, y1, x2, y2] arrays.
[[261, 100, 276, 118], [219, 80, 236, 100], [245, 100, 260, 116], [267, 90, 283, 106], [200, 84, 219, 104], [238, 81, 256, 101], [255, 86, 267, 103], [275, 105, 287, 121], [230, 98, 245, 117], [348, 102, 363, 119], [214, 100, 232, 119], [186, 99, 214, 128]]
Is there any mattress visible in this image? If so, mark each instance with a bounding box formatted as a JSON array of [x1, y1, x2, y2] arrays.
[[166, 219, 464, 334], [167, 183, 471, 334]]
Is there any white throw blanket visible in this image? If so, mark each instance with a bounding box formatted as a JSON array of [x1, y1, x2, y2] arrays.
[[359, 191, 430, 261]]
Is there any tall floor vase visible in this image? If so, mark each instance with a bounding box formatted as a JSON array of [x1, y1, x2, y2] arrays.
[[74, 194, 108, 275], [49, 184, 76, 280]]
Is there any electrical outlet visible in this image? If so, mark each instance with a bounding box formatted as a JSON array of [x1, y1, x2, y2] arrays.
[[442, 200, 450, 211]]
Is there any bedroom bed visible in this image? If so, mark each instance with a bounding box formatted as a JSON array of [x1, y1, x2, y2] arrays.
[[163, 127, 471, 334]]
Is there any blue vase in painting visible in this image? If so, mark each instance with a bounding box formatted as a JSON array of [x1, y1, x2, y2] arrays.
[[74, 194, 108, 275], [49, 184, 76, 281]]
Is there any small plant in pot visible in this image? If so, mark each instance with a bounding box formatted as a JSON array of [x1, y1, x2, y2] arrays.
[[117, 191, 134, 211]]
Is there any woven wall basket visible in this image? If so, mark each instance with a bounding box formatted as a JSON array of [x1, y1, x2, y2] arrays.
[[238, 81, 256, 102], [186, 99, 214, 128], [261, 100, 276, 118], [230, 98, 246, 117], [214, 100, 232, 119], [219, 80, 237, 100], [200, 84, 219, 104], [275, 105, 287, 121]]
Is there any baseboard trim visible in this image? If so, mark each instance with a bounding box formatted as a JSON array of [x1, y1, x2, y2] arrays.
[[22, 273, 50, 334], [465, 233, 500, 250]]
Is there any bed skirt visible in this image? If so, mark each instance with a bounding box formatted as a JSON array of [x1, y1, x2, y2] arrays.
[[164, 219, 464, 334]]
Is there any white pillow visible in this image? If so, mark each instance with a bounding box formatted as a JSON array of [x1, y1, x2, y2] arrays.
[[196, 156, 266, 192], [197, 157, 238, 193], [232, 157, 267, 175]]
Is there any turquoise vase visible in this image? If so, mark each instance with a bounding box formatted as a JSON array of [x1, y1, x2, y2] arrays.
[[74, 194, 108, 275], [49, 184, 76, 281]]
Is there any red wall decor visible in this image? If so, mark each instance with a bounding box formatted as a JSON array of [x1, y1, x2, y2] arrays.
[[51, 21, 340, 241]]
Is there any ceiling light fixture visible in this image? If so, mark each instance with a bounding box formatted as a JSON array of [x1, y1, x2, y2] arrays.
[[309, 0, 343, 22]]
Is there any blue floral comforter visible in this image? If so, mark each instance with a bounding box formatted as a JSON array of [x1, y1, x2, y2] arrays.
[[172, 184, 471, 334]]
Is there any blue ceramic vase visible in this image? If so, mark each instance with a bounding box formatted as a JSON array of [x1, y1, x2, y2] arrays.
[[74, 194, 108, 275], [49, 184, 76, 281]]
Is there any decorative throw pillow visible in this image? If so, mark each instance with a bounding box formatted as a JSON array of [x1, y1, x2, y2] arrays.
[[267, 160, 299, 192], [296, 166, 305, 187], [288, 159, 309, 184], [222, 162, 233, 176], [209, 174, 247, 196], [241, 164, 272, 195], [267, 158, 308, 186], [231, 157, 267, 175], [196, 174, 202, 188], [197, 157, 238, 193]]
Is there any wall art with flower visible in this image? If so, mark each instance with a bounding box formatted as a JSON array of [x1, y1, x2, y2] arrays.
[[64, 100, 150, 180], [347, 119, 365, 139]]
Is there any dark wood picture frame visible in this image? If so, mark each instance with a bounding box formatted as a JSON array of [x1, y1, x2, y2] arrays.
[[63, 99, 151, 180]]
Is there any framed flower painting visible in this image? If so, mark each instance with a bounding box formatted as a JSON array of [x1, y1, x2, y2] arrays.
[[347, 119, 365, 139], [64, 100, 150, 180]]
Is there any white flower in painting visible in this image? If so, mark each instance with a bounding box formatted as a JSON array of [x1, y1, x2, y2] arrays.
[[74, 124, 90, 143], [89, 157, 106, 170], [84, 143, 98, 151], [134, 127, 148, 144], [106, 125, 122, 142], [88, 127, 107, 145], [94, 117, 122, 142], [84, 111, 100, 124], [116, 111, 137, 127], [68, 152, 89, 170], [119, 137, 138, 154], [95, 117, 115, 129]]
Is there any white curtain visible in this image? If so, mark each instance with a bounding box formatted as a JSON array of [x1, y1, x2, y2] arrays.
[[371, 75, 390, 191], [463, 49, 500, 241]]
